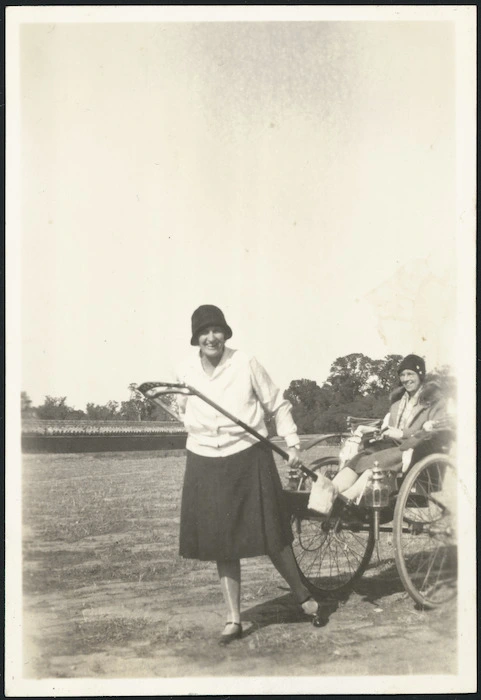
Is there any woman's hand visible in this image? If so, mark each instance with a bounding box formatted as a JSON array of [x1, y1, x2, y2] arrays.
[[382, 427, 403, 440], [285, 447, 303, 468]]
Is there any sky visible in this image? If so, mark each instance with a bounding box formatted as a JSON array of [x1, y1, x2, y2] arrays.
[[16, 15, 462, 409]]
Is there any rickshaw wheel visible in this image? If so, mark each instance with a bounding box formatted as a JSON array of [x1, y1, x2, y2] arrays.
[[393, 453, 457, 609], [294, 456, 341, 491], [291, 509, 375, 595]]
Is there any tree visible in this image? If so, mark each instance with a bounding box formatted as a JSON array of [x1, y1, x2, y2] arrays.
[[145, 395, 180, 422], [284, 379, 331, 434], [285, 379, 323, 409], [283, 354, 409, 434], [319, 354, 406, 431], [36, 396, 86, 420], [368, 354, 404, 396], [21, 391, 35, 417], [119, 400, 141, 421], [85, 400, 120, 420], [36, 396, 68, 419], [323, 353, 404, 402], [122, 383, 180, 421], [324, 353, 376, 402], [119, 383, 147, 422]]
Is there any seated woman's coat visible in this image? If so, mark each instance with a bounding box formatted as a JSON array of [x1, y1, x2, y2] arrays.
[[347, 381, 446, 474]]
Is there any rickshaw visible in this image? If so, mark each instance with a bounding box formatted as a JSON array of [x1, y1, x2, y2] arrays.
[[286, 416, 457, 609], [138, 383, 457, 611]]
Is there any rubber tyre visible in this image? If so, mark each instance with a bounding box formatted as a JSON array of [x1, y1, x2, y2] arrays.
[[393, 453, 457, 609], [291, 509, 375, 595], [296, 456, 341, 491]]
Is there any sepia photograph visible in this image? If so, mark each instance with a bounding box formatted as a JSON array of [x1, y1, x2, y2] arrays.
[[5, 5, 476, 697]]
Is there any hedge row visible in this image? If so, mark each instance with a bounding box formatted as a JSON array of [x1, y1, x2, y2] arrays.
[[22, 425, 187, 436], [22, 433, 188, 454], [21, 419, 186, 436]]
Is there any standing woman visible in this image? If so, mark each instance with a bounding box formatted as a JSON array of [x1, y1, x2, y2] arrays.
[[169, 305, 319, 644]]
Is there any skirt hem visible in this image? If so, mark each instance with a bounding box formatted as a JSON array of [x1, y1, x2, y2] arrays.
[[178, 443, 293, 561]]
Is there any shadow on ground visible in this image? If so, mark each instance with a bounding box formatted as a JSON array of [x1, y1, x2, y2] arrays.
[[240, 557, 410, 638], [352, 562, 407, 603], [240, 592, 339, 638], [353, 549, 457, 607]]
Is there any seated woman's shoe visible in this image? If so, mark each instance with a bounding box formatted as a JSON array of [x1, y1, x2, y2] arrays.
[[330, 494, 360, 521], [308, 474, 339, 515], [218, 621, 242, 646]]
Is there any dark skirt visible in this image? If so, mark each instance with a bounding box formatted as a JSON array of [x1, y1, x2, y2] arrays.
[[179, 443, 293, 561], [348, 444, 403, 475]]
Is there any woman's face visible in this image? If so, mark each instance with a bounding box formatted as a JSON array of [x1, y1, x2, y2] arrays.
[[399, 369, 422, 395], [197, 325, 226, 361]]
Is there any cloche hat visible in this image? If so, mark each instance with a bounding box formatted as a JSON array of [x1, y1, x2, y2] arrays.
[[397, 354, 426, 379], [190, 305, 233, 346]]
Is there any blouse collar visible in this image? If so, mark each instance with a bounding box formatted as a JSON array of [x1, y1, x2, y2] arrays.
[[196, 345, 235, 378]]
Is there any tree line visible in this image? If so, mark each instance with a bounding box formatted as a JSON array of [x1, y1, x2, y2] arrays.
[[21, 383, 179, 422], [21, 354, 456, 433], [282, 353, 455, 434]]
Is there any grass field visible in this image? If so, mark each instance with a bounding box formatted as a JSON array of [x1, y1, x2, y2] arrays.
[[22, 447, 457, 679]]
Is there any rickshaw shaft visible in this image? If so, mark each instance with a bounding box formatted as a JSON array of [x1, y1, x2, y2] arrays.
[[140, 381, 318, 481], [183, 383, 319, 481]]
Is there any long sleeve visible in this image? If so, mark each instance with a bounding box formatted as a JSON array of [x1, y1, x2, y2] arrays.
[[249, 357, 300, 448], [175, 346, 299, 456]]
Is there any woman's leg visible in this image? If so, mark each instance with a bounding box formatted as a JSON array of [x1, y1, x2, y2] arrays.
[[217, 560, 241, 634], [268, 545, 318, 614], [339, 447, 402, 501], [341, 469, 373, 501], [331, 466, 359, 494]]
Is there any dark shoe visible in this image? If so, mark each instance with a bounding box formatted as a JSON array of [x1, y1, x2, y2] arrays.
[[331, 495, 364, 525], [218, 622, 242, 646], [345, 503, 367, 526], [312, 612, 326, 628], [328, 494, 353, 519], [300, 596, 326, 627]]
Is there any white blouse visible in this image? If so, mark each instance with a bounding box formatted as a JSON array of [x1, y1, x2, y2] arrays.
[[175, 346, 300, 457]]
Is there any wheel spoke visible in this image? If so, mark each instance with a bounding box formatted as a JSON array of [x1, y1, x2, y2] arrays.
[[394, 455, 457, 607], [291, 456, 375, 594], [292, 512, 374, 593]]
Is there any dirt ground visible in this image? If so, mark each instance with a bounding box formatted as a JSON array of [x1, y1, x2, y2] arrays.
[[21, 449, 458, 680]]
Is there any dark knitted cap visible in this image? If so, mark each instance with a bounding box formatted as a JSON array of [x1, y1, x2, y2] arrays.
[[190, 305, 233, 346], [397, 354, 426, 379]]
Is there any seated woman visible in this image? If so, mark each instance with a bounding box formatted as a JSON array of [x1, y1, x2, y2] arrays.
[[319, 354, 447, 510]]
